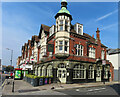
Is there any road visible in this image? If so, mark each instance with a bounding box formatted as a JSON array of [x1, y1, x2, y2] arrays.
[[55, 84, 120, 96]]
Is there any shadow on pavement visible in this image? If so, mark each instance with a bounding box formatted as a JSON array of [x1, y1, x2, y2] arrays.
[[109, 84, 120, 95]]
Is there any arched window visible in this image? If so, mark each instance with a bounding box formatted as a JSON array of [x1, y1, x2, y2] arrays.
[[41, 66, 46, 76], [47, 65, 53, 77], [38, 67, 41, 76], [35, 67, 38, 76], [73, 64, 86, 79], [88, 65, 94, 79]]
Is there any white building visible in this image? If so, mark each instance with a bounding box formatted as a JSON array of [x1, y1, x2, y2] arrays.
[[107, 49, 120, 81]]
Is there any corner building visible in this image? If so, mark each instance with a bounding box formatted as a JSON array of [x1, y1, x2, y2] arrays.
[[19, 0, 114, 84]]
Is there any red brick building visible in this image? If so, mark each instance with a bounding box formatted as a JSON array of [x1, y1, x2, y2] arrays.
[[17, 0, 114, 83]]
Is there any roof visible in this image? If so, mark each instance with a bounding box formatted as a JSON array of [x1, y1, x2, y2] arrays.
[[58, 7, 70, 15], [107, 48, 120, 55], [70, 28, 107, 48], [39, 24, 50, 39], [41, 24, 50, 33]]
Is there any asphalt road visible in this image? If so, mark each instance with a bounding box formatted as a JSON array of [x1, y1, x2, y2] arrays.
[[55, 84, 120, 95]]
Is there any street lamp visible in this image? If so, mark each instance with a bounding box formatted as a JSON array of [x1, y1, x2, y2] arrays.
[[6, 48, 13, 66], [6, 48, 14, 92]]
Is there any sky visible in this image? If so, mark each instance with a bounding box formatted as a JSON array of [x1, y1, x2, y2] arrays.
[[2, 2, 118, 67]]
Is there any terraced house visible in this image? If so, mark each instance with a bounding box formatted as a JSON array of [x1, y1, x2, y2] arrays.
[[18, 0, 114, 83]]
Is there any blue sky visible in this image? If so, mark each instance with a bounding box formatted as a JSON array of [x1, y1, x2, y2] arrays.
[[2, 2, 118, 67]]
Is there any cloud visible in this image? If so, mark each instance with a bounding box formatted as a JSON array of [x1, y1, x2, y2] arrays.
[[95, 9, 118, 22], [100, 23, 117, 30]]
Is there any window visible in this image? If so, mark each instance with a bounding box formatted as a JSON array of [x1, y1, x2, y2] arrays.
[[59, 41, 63, 51], [76, 44, 83, 56], [43, 48, 46, 56], [73, 64, 86, 79], [47, 65, 52, 77], [60, 25, 63, 31], [65, 25, 67, 31], [89, 47, 95, 58], [42, 66, 46, 76], [35, 67, 38, 76], [101, 50, 105, 60], [64, 41, 68, 52], [88, 65, 94, 79], [65, 20, 68, 25], [60, 20, 63, 25]]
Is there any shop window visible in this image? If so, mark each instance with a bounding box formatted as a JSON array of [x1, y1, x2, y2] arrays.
[[41, 66, 46, 77], [73, 64, 86, 79], [88, 65, 94, 79], [47, 65, 53, 77]]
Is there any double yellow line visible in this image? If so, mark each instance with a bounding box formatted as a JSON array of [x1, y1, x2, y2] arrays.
[[0, 79, 6, 88]]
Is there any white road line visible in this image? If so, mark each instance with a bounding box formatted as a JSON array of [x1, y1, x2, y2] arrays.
[[88, 89, 93, 92], [88, 88, 106, 92], [76, 89, 79, 91]]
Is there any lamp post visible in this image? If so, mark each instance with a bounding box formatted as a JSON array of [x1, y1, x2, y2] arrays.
[[6, 48, 13, 67], [6, 48, 14, 92]]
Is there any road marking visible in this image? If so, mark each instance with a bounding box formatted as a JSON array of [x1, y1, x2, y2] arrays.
[[88, 89, 93, 92], [88, 88, 106, 92], [0, 79, 6, 88], [76, 89, 79, 91]]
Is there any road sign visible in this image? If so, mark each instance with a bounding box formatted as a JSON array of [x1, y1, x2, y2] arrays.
[[102, 60, 106, 65]]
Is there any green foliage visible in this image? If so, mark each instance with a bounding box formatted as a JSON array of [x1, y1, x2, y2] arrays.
[[25, 74, 53, 79]]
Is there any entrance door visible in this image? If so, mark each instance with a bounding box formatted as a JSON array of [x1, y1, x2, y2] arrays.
[[96, 66, 101, 82], [57, 63, 66, 83]]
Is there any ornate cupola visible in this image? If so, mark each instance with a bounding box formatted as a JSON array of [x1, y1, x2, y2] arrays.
[[55, 0, 72, 32]]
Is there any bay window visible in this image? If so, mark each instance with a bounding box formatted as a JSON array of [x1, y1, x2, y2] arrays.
[[64, 41, 68, 52]]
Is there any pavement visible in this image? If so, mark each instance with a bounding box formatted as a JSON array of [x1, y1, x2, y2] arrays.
[[2, 79, 120, 95]]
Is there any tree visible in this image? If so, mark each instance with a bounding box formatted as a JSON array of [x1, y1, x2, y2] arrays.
[[5, 66, 14, 72]]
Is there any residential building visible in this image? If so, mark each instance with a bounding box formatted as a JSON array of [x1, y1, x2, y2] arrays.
[[107, 48, 120, 81]]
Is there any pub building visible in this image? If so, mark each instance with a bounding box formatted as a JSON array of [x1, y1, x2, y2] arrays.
[[18, 0, 114, 83]]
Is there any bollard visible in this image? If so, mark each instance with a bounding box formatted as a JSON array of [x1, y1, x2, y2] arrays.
[[12, 81, 14, 92]]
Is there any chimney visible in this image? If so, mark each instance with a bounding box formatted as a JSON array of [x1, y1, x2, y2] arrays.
[[96, 28, 100, 41], [92, 34, 94, 38]]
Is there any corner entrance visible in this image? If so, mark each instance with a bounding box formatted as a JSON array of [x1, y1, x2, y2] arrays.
[[57, 63, 66, 83]]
